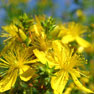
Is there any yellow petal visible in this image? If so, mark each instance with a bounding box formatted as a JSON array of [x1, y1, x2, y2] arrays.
[[51, 71, 69, 94], [52, 40, 62, 55], [64, 83, 74, 94], [0, 69, 18, 92], [64, 87, 72, 94], [33, 49, 48, 64], [0, 63, 9, 68], [19, 29, 27, 41], [33, 49, 55, 67], [71, 69, 81, 78], [70, 72, 94, 93], [62, 35, 75, 44], [24, 59, 39, 64], [0, 58, 9, 65], [19, 65, 35, 81], [76, 36, 91, 48]]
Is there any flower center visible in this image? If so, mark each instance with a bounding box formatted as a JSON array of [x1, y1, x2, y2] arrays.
[[14, 60, 23, 69]]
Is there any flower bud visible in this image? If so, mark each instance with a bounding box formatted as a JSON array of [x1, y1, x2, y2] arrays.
[[19, 29, 27, 41]]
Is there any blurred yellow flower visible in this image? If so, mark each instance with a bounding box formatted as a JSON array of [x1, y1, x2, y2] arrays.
[[33, 40, 93, 94], [91, 23, 94, 28], [1, 24, 27, 43], [1, 24, 19, 42], [0, 47, 37, 92], [61, 22, 91, 48], [30, 24, 51, 51], [76, 9, 86, 21], [0, 25, 28, 56], [31, 16, 45, 33], [76, 9, 84, 17]]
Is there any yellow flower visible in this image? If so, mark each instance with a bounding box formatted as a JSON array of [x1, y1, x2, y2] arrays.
[[1, 24, 27, 43], [76, 9, 86, 21], [1, 24, 19, 42], [33, 40, 93, 94], [76, 9, 84, 17], [0, 47, 37, 92], [29, 16, 50, 51], [0, 25, 28, 56], [30, 24, 51, 51], [60, 22, 91, 48], [30, 15, 45, 34]]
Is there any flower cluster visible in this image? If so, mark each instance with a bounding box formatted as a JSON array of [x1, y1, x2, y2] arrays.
[[0, 14, 93, 94]]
